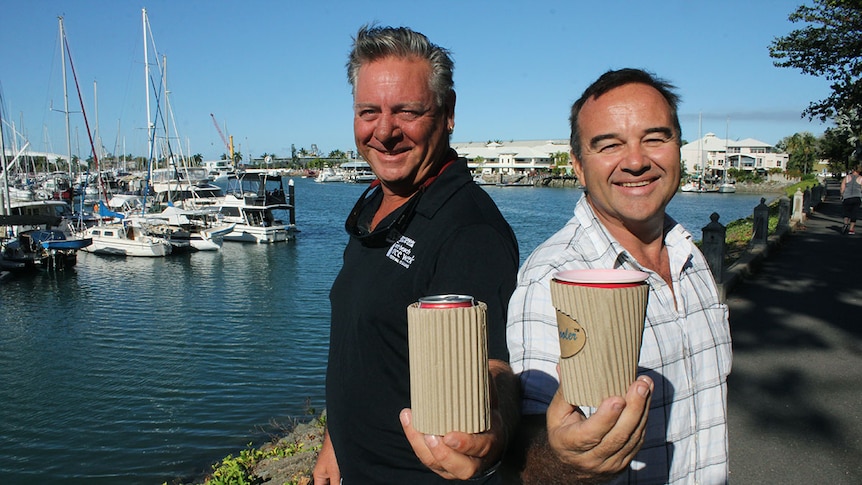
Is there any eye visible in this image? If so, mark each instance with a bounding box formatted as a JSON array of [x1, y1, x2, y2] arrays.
[[396, 110, 422, 121], [643, 135, 671, 147], [596, 141, 622, 153], [356, 109, 378, 121]]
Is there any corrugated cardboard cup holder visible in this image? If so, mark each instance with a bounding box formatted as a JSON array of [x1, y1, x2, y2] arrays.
[[407, 301, 490, 435], [550, 279, 648, 408]]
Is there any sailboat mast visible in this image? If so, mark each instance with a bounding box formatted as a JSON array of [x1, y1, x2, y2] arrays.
[[0, 101, 10, 216], [143, 10, 153, 176], [725, 117, 729, 182], [59, 16, 73, 180], [698, 112, 703, 184], [143, 8, 153, 214], [94, 80, 101, 166]]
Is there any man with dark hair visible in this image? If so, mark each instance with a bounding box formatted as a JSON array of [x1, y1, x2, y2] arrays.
[[507, 68, 731, 484], [314, 25, 520, 484]]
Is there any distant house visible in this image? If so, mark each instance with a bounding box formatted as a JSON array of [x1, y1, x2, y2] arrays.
[[451, 139, 570, 175], [681, 133, 788, 177]]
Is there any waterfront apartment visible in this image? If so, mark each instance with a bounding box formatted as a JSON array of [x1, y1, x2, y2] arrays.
[[681, 133, 789, 177], [451, 139, 570, 175], [449, 136, 790, 178]]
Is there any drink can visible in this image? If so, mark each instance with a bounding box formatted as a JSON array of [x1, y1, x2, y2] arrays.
[[417, 294, 476, 309]]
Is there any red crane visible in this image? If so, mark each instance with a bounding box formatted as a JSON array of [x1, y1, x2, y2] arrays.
[[210, 113, 235, 168]]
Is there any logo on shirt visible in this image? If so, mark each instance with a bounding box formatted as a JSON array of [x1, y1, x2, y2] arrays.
[[387, 235, 416, 269]]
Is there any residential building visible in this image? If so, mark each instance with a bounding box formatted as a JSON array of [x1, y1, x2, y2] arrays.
[[681, 133, 788, 178], [451, 139, 570, 174]]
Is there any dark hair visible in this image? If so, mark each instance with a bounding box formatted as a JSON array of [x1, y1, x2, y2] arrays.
[[346, 24, 455, 110], [569, 68, 682, 159]]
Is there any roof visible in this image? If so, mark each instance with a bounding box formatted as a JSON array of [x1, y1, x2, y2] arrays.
[[680, 133, 777, 151], [451, 139, 570, 160]]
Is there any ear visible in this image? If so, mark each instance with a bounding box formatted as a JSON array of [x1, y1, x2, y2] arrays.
[[445, 92, 456, 131], [570, 150, 585, 185]]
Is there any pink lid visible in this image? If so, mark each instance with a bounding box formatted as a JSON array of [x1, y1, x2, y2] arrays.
[[553, 269, 648, 285]]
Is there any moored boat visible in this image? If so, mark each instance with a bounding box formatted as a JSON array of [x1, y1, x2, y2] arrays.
[[718, 182, 737, 193], [77, 220, 172, 257], [127, 206, 234, 251], [0, 215, 91, 271], [314, 167, 344, 183], [218, 172, 297, 243]]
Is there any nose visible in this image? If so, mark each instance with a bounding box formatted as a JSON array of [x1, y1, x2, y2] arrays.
[[621, 143, 650, 175], [374, 112, 401, 142]]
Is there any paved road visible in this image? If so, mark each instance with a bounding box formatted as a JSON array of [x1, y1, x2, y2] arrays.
[[726, 180, 862, 483]]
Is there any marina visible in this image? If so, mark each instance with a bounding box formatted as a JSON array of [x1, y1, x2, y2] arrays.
[[0, 178, 775, 484]]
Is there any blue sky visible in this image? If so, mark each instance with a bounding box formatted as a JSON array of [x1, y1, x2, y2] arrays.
[[0, 0, 833, 162]]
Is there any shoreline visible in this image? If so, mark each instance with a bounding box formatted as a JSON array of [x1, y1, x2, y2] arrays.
[[483, 174, 795, 193]]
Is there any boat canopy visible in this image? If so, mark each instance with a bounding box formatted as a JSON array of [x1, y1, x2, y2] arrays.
[[0, 215, 62, 227]]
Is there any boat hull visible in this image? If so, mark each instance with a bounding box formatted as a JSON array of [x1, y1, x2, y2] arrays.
[[222, 224, 295, 243], [82, 240, 171, 257], [80, 224, 172, 257]]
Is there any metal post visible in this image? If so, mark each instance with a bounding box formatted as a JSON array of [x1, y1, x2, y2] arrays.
[[701, 212, 726, 283], [752, 198, 769, 245], [288, 179, 296, 226]]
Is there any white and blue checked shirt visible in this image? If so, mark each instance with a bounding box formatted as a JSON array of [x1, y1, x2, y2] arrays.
[[507, 195, 732, 484]]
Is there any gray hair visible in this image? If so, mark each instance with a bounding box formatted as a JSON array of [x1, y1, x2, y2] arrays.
[[346, 25, 454, 109]]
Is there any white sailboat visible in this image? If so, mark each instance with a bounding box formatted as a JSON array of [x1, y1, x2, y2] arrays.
[[77, 201, 172, 257], [681, 113, 716, 193], [79, 222, 172, 257], [126, 205, 234, 251], [718, 118, 737, 193]]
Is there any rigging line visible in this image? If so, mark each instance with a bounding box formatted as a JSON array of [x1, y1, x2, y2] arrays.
[[62, 32, 105, 201], [146, 73, 172, 165]]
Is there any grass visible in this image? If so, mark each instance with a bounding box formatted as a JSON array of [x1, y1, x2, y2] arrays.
[[707, 199, 781, 268], [164, 413, 326, 485], [205, 439, 313, 485]]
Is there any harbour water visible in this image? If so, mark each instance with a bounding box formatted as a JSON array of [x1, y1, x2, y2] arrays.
[[0, 178, 773, 484]]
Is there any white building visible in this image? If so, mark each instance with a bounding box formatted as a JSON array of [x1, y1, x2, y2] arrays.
[[681, 133, 788, 177], [448, 135, 788, 178], [451, 139, 570, 174]]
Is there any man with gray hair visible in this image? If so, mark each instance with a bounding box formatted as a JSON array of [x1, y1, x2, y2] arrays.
[[314, 25, 520, 484]]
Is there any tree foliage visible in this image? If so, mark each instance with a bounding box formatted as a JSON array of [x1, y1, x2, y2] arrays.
[[769, 0, 862, 129], [819, 127, 855, 171], [777, 131, 819, 174]]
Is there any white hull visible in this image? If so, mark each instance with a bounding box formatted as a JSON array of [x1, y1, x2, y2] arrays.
[[315, 168, 345, 183], [79, 224, 172, 257], [218, 173, 296, 243], [191, 224, 236, 250], [222, 224, 295, 243]]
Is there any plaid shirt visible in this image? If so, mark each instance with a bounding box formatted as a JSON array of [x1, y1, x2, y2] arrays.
[[507, 195, 732, 484]]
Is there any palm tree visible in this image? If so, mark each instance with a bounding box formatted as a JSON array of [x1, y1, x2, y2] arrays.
[[779, 132, 818, 175]]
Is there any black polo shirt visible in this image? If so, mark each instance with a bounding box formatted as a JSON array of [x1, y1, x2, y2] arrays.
[[326, 157, 518, 484]]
